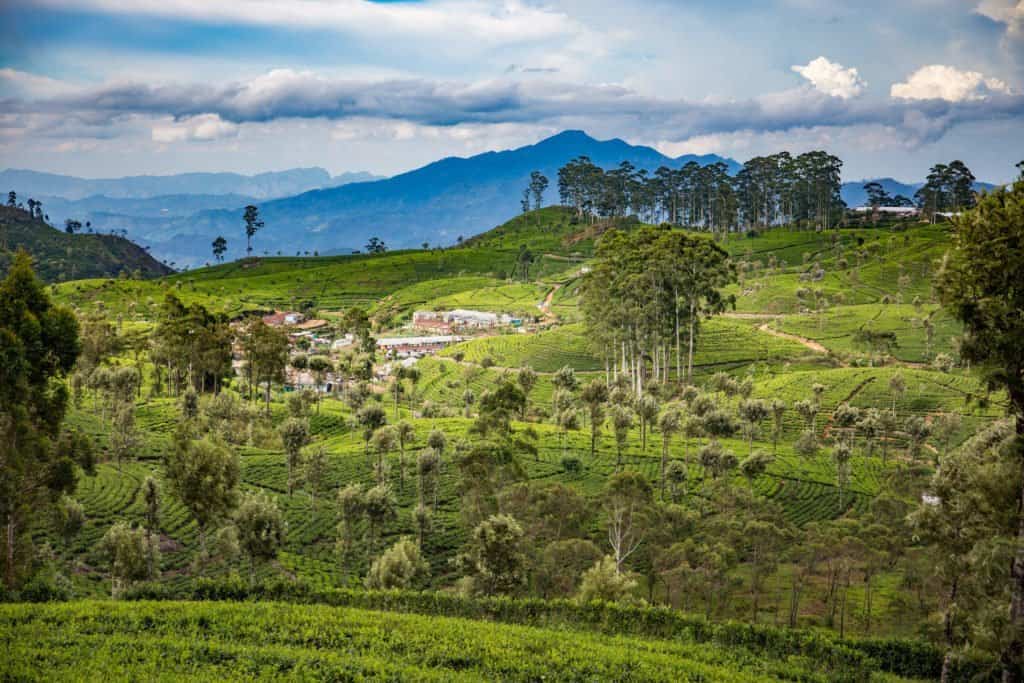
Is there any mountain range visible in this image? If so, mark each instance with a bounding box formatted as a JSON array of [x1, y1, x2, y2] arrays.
[[2, 131, 1000, 268], [0, 167, 380, 201]]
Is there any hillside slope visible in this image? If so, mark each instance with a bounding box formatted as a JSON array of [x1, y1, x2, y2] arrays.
[[0, 206, 172, 282]]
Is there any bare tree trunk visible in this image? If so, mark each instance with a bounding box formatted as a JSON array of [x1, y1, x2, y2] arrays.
[[687, 303, 696, 382], [4, 517, 15, 590]]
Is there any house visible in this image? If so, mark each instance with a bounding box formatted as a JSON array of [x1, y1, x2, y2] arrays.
[[332, 334, 356, 350], [376, 335, 463, 357], [293, 318, 328, 332], [444, 309, 499, 328], [412, 311, 452, 333], [263, 310, 305, 327]]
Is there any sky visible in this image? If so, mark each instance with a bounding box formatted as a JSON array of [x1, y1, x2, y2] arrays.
[[1, 0, 1023, 183]]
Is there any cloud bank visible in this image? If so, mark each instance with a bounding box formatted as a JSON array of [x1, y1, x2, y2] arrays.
[[4, 66, 1020, 150]]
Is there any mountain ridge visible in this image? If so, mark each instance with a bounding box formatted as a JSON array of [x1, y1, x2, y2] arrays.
[[139, 130, 741, 265], [0, 167, 382, 201]]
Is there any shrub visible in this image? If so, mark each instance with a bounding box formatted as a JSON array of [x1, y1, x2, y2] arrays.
[[576, 556, 639, 605]]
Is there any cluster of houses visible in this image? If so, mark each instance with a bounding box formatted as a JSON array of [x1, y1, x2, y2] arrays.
[[231, 307, 522, 391], [412, 309, 522, 333]]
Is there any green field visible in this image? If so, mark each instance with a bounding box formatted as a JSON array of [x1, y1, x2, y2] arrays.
[[0, 600, 927, 682]]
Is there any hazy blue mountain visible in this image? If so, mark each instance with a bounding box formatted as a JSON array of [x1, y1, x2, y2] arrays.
[[144, 130, 740, 265], [0, 167, 381, 201], [841, 178, 997, 207]]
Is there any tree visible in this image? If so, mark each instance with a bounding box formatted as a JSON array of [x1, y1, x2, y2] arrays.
[[365, 537, 428, 590], [474, 380, 525, 436], [141, 476, 160, 577], [363, 484, 397, 553], [356, 403, 387, 459], [738, 399, 769, 457], [335, 484, 364, 569], [658, 407, 682, 500], [427, 428, 447, 463], [608, 404, 633, 469], [604, 471, 652, 574], [529, 171, 549, 214], [863, 181, 892, 211], [936, 177, 1024, 677], [99, 522, 158, 597], [637, 394, 659, 452], [769, 399, 786, 455], [576, 555, 638, 604], [517, 366, 538, 418], [395, 420, 415, 493], [279, 418, 309, 496], [832, 442, 853, 510], [55, 495, 85, 545], [6, 191, 14, 207], [365, 236, 387, 254], [417, 448, 441, 511], [243, 205, 263, 255], [580, 229, 735, 389], [151, 294, 233, 395], [304, 446, 329, 512], [580, 379, 608, 458], [912, 421, 1016, 679], [211, 236, 228, 262], [164, 437, 240, 564], [535, 539, 602, 598], [64, 219, 82, 235], [516, 246, 534, 282], [744, 519, 788, 622], [740, 451, 774, 491], [457, 513, 527, 596], [241, 318, 289, 414], [0, 252, 81, 588], [665, 460, 688, 502], [370, 426, 395, 484], [109, 401, 138, 473], [234, 492, 285, 581]]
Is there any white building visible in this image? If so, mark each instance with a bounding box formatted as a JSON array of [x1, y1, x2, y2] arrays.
[[445, 309, 499, 328], [376, 335, 463, 357], [852, 206, 920, 216]]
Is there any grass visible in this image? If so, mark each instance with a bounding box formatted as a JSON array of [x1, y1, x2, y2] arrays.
[[0, 600, 915, 682], [426, 282, 547, 317], [771, 304, 961, 363], [440, 318, 818, 374]]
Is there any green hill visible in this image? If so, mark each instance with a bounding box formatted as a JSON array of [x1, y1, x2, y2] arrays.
[[0, 206, 171, 282], [461, 205, 641, 257]]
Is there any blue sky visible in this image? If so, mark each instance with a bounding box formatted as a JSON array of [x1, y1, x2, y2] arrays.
[[1, 0, 1022, 182]]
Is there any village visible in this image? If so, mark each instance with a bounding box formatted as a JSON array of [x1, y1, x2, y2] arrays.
[[233, 306, 529, 395]]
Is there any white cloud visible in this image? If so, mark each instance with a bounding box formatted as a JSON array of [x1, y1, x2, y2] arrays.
[[0, 68, 77, 98], [891, 64, 1013, 101], [791, 57, 866, 99], [975, 0, 1024, 39], [152, 114, 239, 143]]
